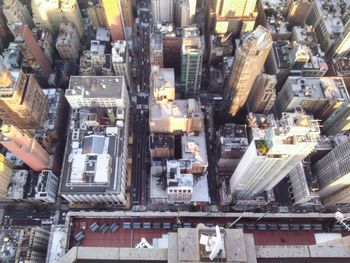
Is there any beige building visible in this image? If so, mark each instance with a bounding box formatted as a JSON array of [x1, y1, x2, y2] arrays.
[[0, 153, 13, 198], [149, 66, 204, 133], [151, 0, 174, 23], [221, 25, 272, 117], [3, 0, 34, 34], [0, 65, 48, 129], [31, 0, 84, 37], [56, 22, 80, 60], [286, 0, 312, 28]]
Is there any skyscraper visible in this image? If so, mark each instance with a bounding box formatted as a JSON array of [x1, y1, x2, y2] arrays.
[[213, 0, 258, 36], [181, 26, 204, 98], [313, 138, 350, 206], [174, 0, 197, 27], [151, 0, 174, 24], [3, 0, 34, 34], [31, 0, 84, 37], [12, 24, 54, 80], [221, 26, 272, 118], [230, 112, 320, 199], [100, 0, 125, 40], [0, 125, 49, 172], [0, 64, 48, 129]]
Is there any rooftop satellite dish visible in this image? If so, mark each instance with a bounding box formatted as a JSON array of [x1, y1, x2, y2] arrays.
[[199, 225, 224, 261]]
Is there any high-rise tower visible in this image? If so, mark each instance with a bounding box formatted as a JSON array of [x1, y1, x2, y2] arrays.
[[31, 0, 84, 37], [230, 112, 320, 199], [181, 26, 204, 98], [100, 0, 125, 40], [221, 26, 272, 118], [12, 24, 53, 80], [151, 0, 174, 24], [0, 125, 49, 172], [3, 0, 34, 34], [0, 62, 48, 129]]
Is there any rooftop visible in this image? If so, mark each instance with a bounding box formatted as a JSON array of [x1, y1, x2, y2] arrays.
[[149, 134, 174, 150], [150, 99, 203, 119], [0, 229, 20, 261], [219, 124, 249, 150], [56, 22, 78, 45], [6, 170, 28, 200], [316, 0, 348, 35], [112, 41, 128, 63], [46, 225, 69, 263], [286, 76, 349, 101], [66, 76, 123, 99], [181, 132, 208, 168], [60, 108, 126, 195], [331, 57, 350, 77]]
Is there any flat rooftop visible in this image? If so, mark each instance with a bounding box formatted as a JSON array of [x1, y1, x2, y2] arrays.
[[60, 109, 126, 195], [66, 76, 123, 99], [150, 99, 203, 119], [181, 132, 208, 168]]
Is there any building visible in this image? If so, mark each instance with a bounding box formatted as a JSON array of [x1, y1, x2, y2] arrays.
[[31, 0, 84, 37], [79, 47, 113, 76], [275, 76, 350, 121], [151, 0, 174, 24], [0, 125, 49, 172], [34, 170, 59, 203], [230, 112, 320, 199], [112, 41, 132, 91], [221, 26, 272, 118], [287, 160, 320, 206], [305, 0, 349, 60], [65, 76, 129, 109], [56, 22, 80, 60], [0, 153, 13, 198], [181, 26, 204, 98], [291, 25, 318, 47], [2, 0, 34, 34], [0, 227, 50, 263], [256, 0, 291, 40], [331, 20, 350, 58], [2, 43, 23, 69], [32, 27, 55, 66], [216, 124, 249, 177], [149, 134, 175, 159], [87, 0, 107, 28], [118, 0, 134, 39], [247, 73, 277, 114], [100, 0, 125, 40], [12, 24, 54, 80], [0, 7, 10, 51], [265, 41, 328, 91], [53, 60, 79, 89], [161, 23, 182, 77], [286, 0, 312, 28], [313, 137, 350, 206], [149, 67, 204, 134], [174, 0, 197, 27], [6, 169, 28, 200], [0, 67, 48, 129], [150, 159, 210, 204], [60, 76, 129, 204], [327, 57, 350, 77], [181, 132, 208, 174], [150, 32, 164, 68], [214, 0, 258, 36], [207, 34, 233, 66]]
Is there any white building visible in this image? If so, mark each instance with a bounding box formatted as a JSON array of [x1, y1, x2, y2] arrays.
[[61, 76, 129, 205], [65, 76, 129, 109], [34, 170, 59, 203], [230, 112, 320, 199], [111, 41, 132, 91], [151, 0, 174, 24]]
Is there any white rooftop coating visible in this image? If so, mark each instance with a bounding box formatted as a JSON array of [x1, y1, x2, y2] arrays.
[[96, 27, 110, 42], [70, 154, 110, 184], [112, 41, 127, 63]]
